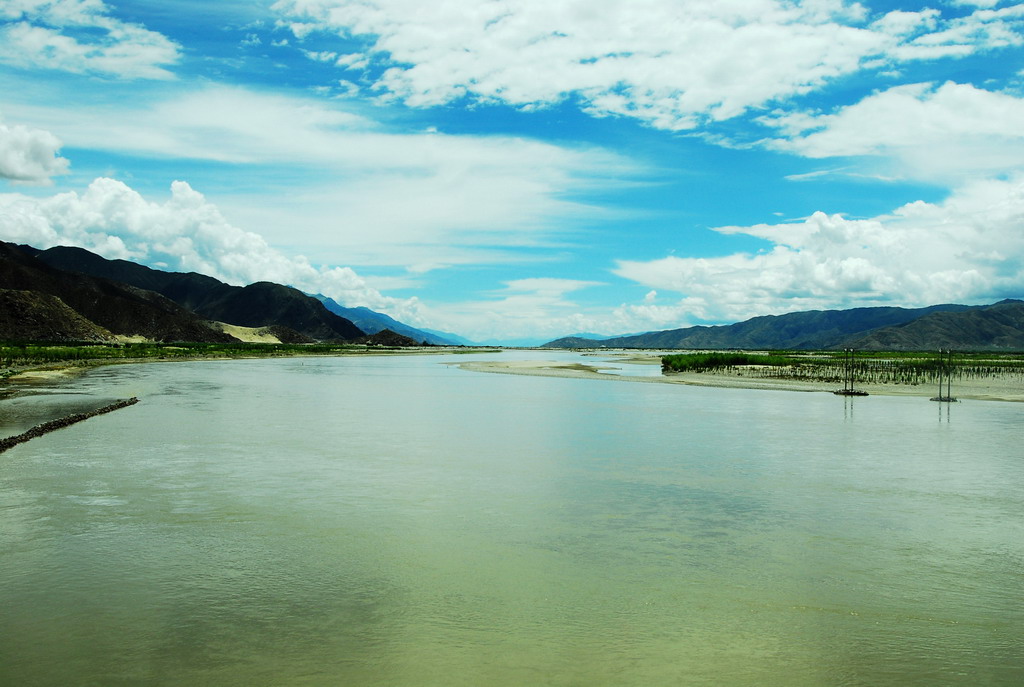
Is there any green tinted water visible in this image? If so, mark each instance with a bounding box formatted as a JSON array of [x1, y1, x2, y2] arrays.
[[1, 354, 1021, 685]]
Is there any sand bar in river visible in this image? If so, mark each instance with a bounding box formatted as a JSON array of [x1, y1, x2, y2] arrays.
[[454, 353, 1024, 403]]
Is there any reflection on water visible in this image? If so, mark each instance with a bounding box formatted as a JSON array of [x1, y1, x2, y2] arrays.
[[1, 353, 1022, 686]]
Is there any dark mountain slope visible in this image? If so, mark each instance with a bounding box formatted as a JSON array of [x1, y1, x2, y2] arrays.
[[544, 304, 974, 350], [1, 242, 236, 343], [31, 245, 363, 342], [199, 281, 363, 341], [356, 329, 421, 347], [0, 288, 113, 342], [849, 300, 1024, 350]]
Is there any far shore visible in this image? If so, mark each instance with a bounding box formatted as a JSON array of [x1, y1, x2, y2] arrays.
[[4, 346, 1022, 406], [454, 352, 1024, 403], [1, 345, 499, 399]]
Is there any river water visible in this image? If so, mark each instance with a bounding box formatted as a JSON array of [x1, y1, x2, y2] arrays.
[[1, 352, 1021, 686]]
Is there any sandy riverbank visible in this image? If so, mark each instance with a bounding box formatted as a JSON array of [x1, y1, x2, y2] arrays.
[[5, 348, 1021, 405], [455, 353, 1024, 402]]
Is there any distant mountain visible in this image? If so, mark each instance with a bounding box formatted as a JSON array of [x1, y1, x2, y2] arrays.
[[848, 299, 1024, 350], [1, 241, 236, 343], [541, 302, 1024, 351], [542, 336, 613, 348], [355, 329, 422, 347], [312, 296, 456, 345], [29, 245, 364, 342], [475, 336, 562, 347], [563, 331, 647, 341], [420, 328, 476, 346]]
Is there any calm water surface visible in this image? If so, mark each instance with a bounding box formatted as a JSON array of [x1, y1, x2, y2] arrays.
[[1, 352, 1022, 686]]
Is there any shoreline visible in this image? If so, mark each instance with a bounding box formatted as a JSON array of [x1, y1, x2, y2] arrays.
[[454, 354, 1024, 403], [4, 347, 1021, 415], [2, 345, 499, 395], [0, 347, 500, 438]]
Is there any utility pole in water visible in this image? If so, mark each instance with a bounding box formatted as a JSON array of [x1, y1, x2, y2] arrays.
[[930, 349, 957, 403]]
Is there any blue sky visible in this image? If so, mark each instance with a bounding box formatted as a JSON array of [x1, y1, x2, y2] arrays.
[[1, 0, 1023, 343]]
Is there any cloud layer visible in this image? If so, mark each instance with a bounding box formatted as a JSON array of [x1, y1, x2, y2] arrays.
[[274, 0, 1023, 130], [0, 0, 180, 79], [763, 81, 1024, 182], [614, 174, 1024, 324], [6, 85, 633, 270], [0, 176, 420, 321]]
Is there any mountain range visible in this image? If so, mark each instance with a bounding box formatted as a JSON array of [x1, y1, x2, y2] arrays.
[[1, 241, 237, 343], [311, 296, 456, 346], [543, 300, 1024, 351], [0, 241, 445, 345], [4, 239, 1022, 350]]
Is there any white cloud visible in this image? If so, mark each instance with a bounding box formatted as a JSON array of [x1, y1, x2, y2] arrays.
[[275, 19, 319, 39], [948, 1, 1002, 8], [414, 277, 726, 342], [0, 118, 70, 184], [762, 81, 1024, 182], [7, 85, 635, 269], [412, 277, 607, 342], [502, 277, 604, 297], [302, 49, 338, 62], [889, 4, 1024, 60], [0, 177, 422, 321], [613, 174, 1024, 324], [271, 0, 1024, 130], [0, 0, 180, 79]]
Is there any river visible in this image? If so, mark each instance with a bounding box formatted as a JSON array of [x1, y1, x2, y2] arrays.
[[1, 351, 1021, 685]]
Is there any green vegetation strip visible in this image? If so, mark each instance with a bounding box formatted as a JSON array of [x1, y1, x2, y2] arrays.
[[0, 397, 140, 454], [662, 350, 1024, 384], [1, 341, 365, 370], [661, 352, 796, 372]]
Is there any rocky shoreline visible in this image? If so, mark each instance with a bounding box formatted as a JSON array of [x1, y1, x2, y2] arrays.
[[0, 397, 140, 454]]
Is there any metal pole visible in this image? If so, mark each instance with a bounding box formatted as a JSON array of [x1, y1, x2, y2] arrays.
[[947, 349, 952, 400]]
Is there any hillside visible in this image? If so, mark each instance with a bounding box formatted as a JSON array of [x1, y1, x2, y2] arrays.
[[543, 302, 1022, 351], [848, 299, 1024, 350], [356, 329, 422, 347], [0, 289, 114, 342], [29, 245, 364, 342], [0, 242, 237, 343]]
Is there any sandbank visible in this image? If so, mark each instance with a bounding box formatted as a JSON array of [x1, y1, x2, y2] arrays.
[[455, 353, 1024, 403]]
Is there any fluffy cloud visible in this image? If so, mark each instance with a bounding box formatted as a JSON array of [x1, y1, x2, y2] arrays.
[[762, 81, 1024, 182], [0, 0, 180, 79], [272, 0, 1023, 130], [613, 174, 1024, 324], [0, 119, 70, 184], [7, 85, 633, 269], [0, 177, 420, 320]]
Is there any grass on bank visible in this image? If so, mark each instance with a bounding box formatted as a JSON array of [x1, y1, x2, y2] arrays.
[[0, 341, 372, 376], [661, 350, 1024, 386]]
